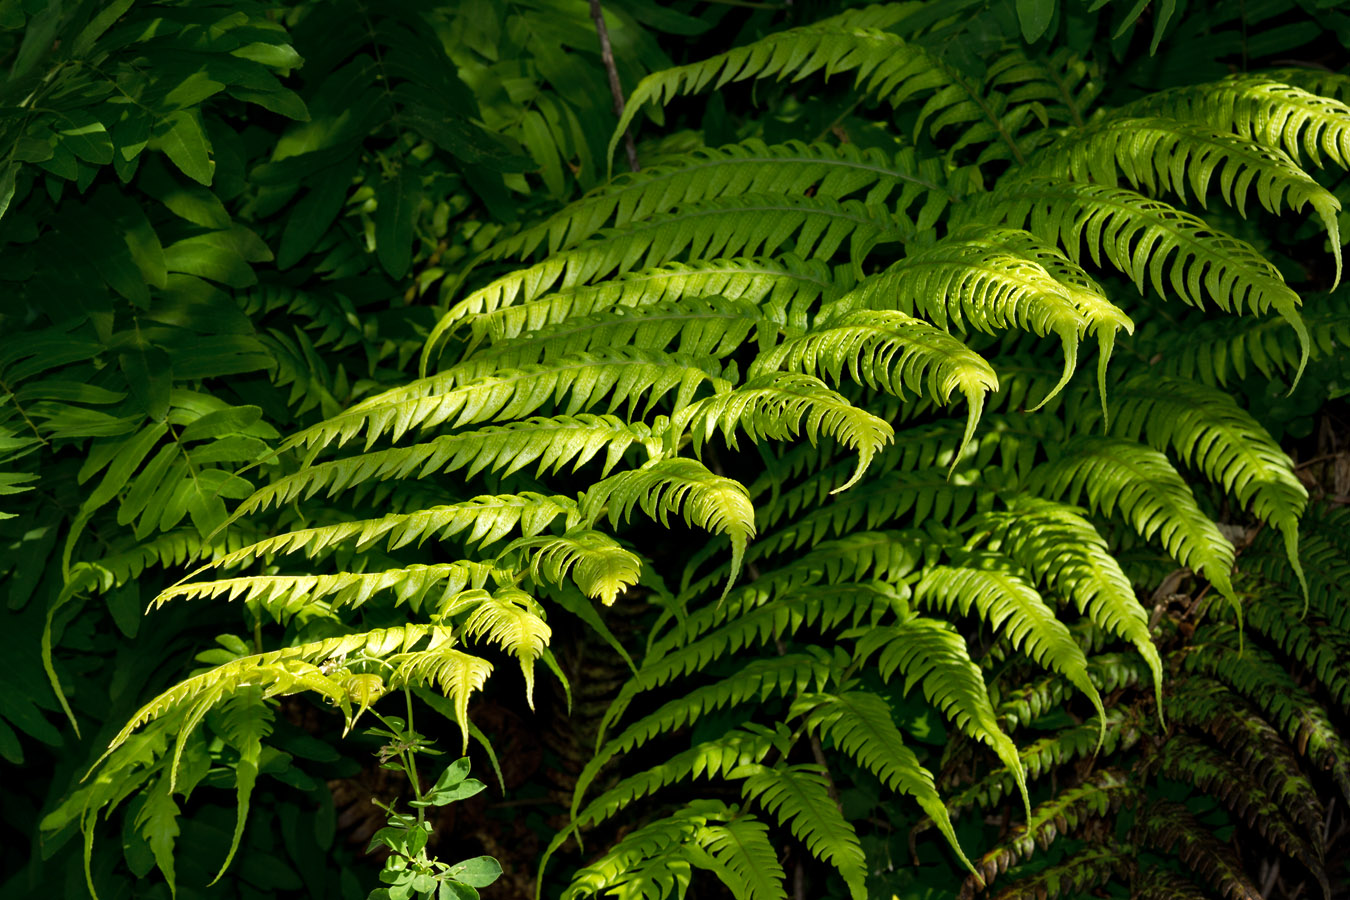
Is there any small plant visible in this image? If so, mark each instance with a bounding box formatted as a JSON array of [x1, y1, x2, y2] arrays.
[[363, 693, 502, 900]]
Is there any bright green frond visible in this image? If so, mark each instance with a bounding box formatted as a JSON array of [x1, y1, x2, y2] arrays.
[[388, 644, 494, 753], [966, 177, 1311, 382], [752, 308, 997, 467], [453, 586, 551, 708], [916, 553, 1107, 732], [691, 815, 788, 900], [582, 459, 755, 600], [1031, 436, 1238, 610], [510, 527, 642, 606], [977, 497, 1162, 713], [798, 691, 973, 873], [735, 764, 867, 900], [282, 349, 725, 454], [852, 616, 1030, 818], [681, 372, 893, 491]]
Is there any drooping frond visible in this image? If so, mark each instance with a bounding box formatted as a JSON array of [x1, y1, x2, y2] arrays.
[[582, 459, 755, 599], [916, 553, 1107, 731], [488, 140, 958, 261], [734, 763, 868, 900], [450, 586, 551, 708], [798, 690, 973, 872], [974, 497, 1162, 711], [825, 229, 1099, 408], [233, 415, 659, 517], [468, 298, 774, 368], [509, 527, 642, 607], [751, 309, 997, 466], [1245, 597, 1350, 710], [1028, 115, 1342, 280], [852, 615, 1030, 818], [963, 177, 1312, 381], [1030, 437, 1237, 608], [1123, 74, 1350, 170], [680, 372, 893, 491], [388, 643, 495, 753], [1100, 375, 1307, 595], [692, 815, 788, 900], [453, 256, 846, 356], [281, 349, 725, 454]]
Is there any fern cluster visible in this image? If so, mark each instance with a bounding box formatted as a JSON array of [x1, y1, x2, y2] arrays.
[[16, 1, 1350, 899]]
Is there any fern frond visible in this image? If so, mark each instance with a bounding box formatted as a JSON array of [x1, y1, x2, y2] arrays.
[[200, 493, 579, 574], [1244, 503, 1350, 629], [582, 459, 755, 599], [1030, 115, 1342, 280], [450, 586, 551, 708], [490, 140, 956, 261], [734, 763, 867, 900], [1100, 376, 1307, 596], [989, 844, 1127, 900], [468, 298, 774, 368], [208, 687, 272, 884], [1168, 677, 1325, 843], [1030, 437, 1237, 609], [1133, 799, 1265, 900], [388, 642, 494, 752], [969, 769, 1132, 892], [852, 615, 1031, 818], [916, 553, 1106, 732], [799, 691, 972, 871], [751, 309, 998, 467], [458, 256, 845, 355], [1124, 74, 1350, 171], [680, 372, 893, 491], [1246, 596, 1350, 710], [233, 415, 659, 517], [964, 177, 1311, 381], [691, 815, 788, 900], [1150, 734, 1327, 888], [152, 562, 505, 619], [824, 230, 1098, 410], [510, 527, 642, 607], [281, 349, 724, 454], [975, 497, 1162, 712]]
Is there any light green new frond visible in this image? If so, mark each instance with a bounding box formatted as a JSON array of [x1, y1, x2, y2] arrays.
[[681, 372, 893, 491], [974, 228, 1133, 417], [691, 816, 788, 900], [490, 140, 956, 261], [967, 177, 1311, 382], [282, 350, 725, 454], [1102, 375, 1307, 597], [798, 691, 972, 873], [611, 4, 923, 160], [1124, 74, 1350, 170], [455, 587, 551, 708], [234, 415, 658, 517], [209, 687, 271, 884], [852, 618, 1030, 819], [916, 554, 1106, 733], [199, 493, 578, 573], [752, 309, 997, 467], [754, 467, 981, 557], [826, 230, 1095, 409], [153, 562, 504, 619], [582, 459, 755, 600], [976, 497, 1162, 712], [735, 764, 867, 900], [1031, 436, 1238, 609], [1030, 115, 1342, 282], [389, 644, 494, 753], [102, 625, 447, 759], [455, 256, 845, 356], [468, 298, 773, 368], [510, 527, 642, 606]]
